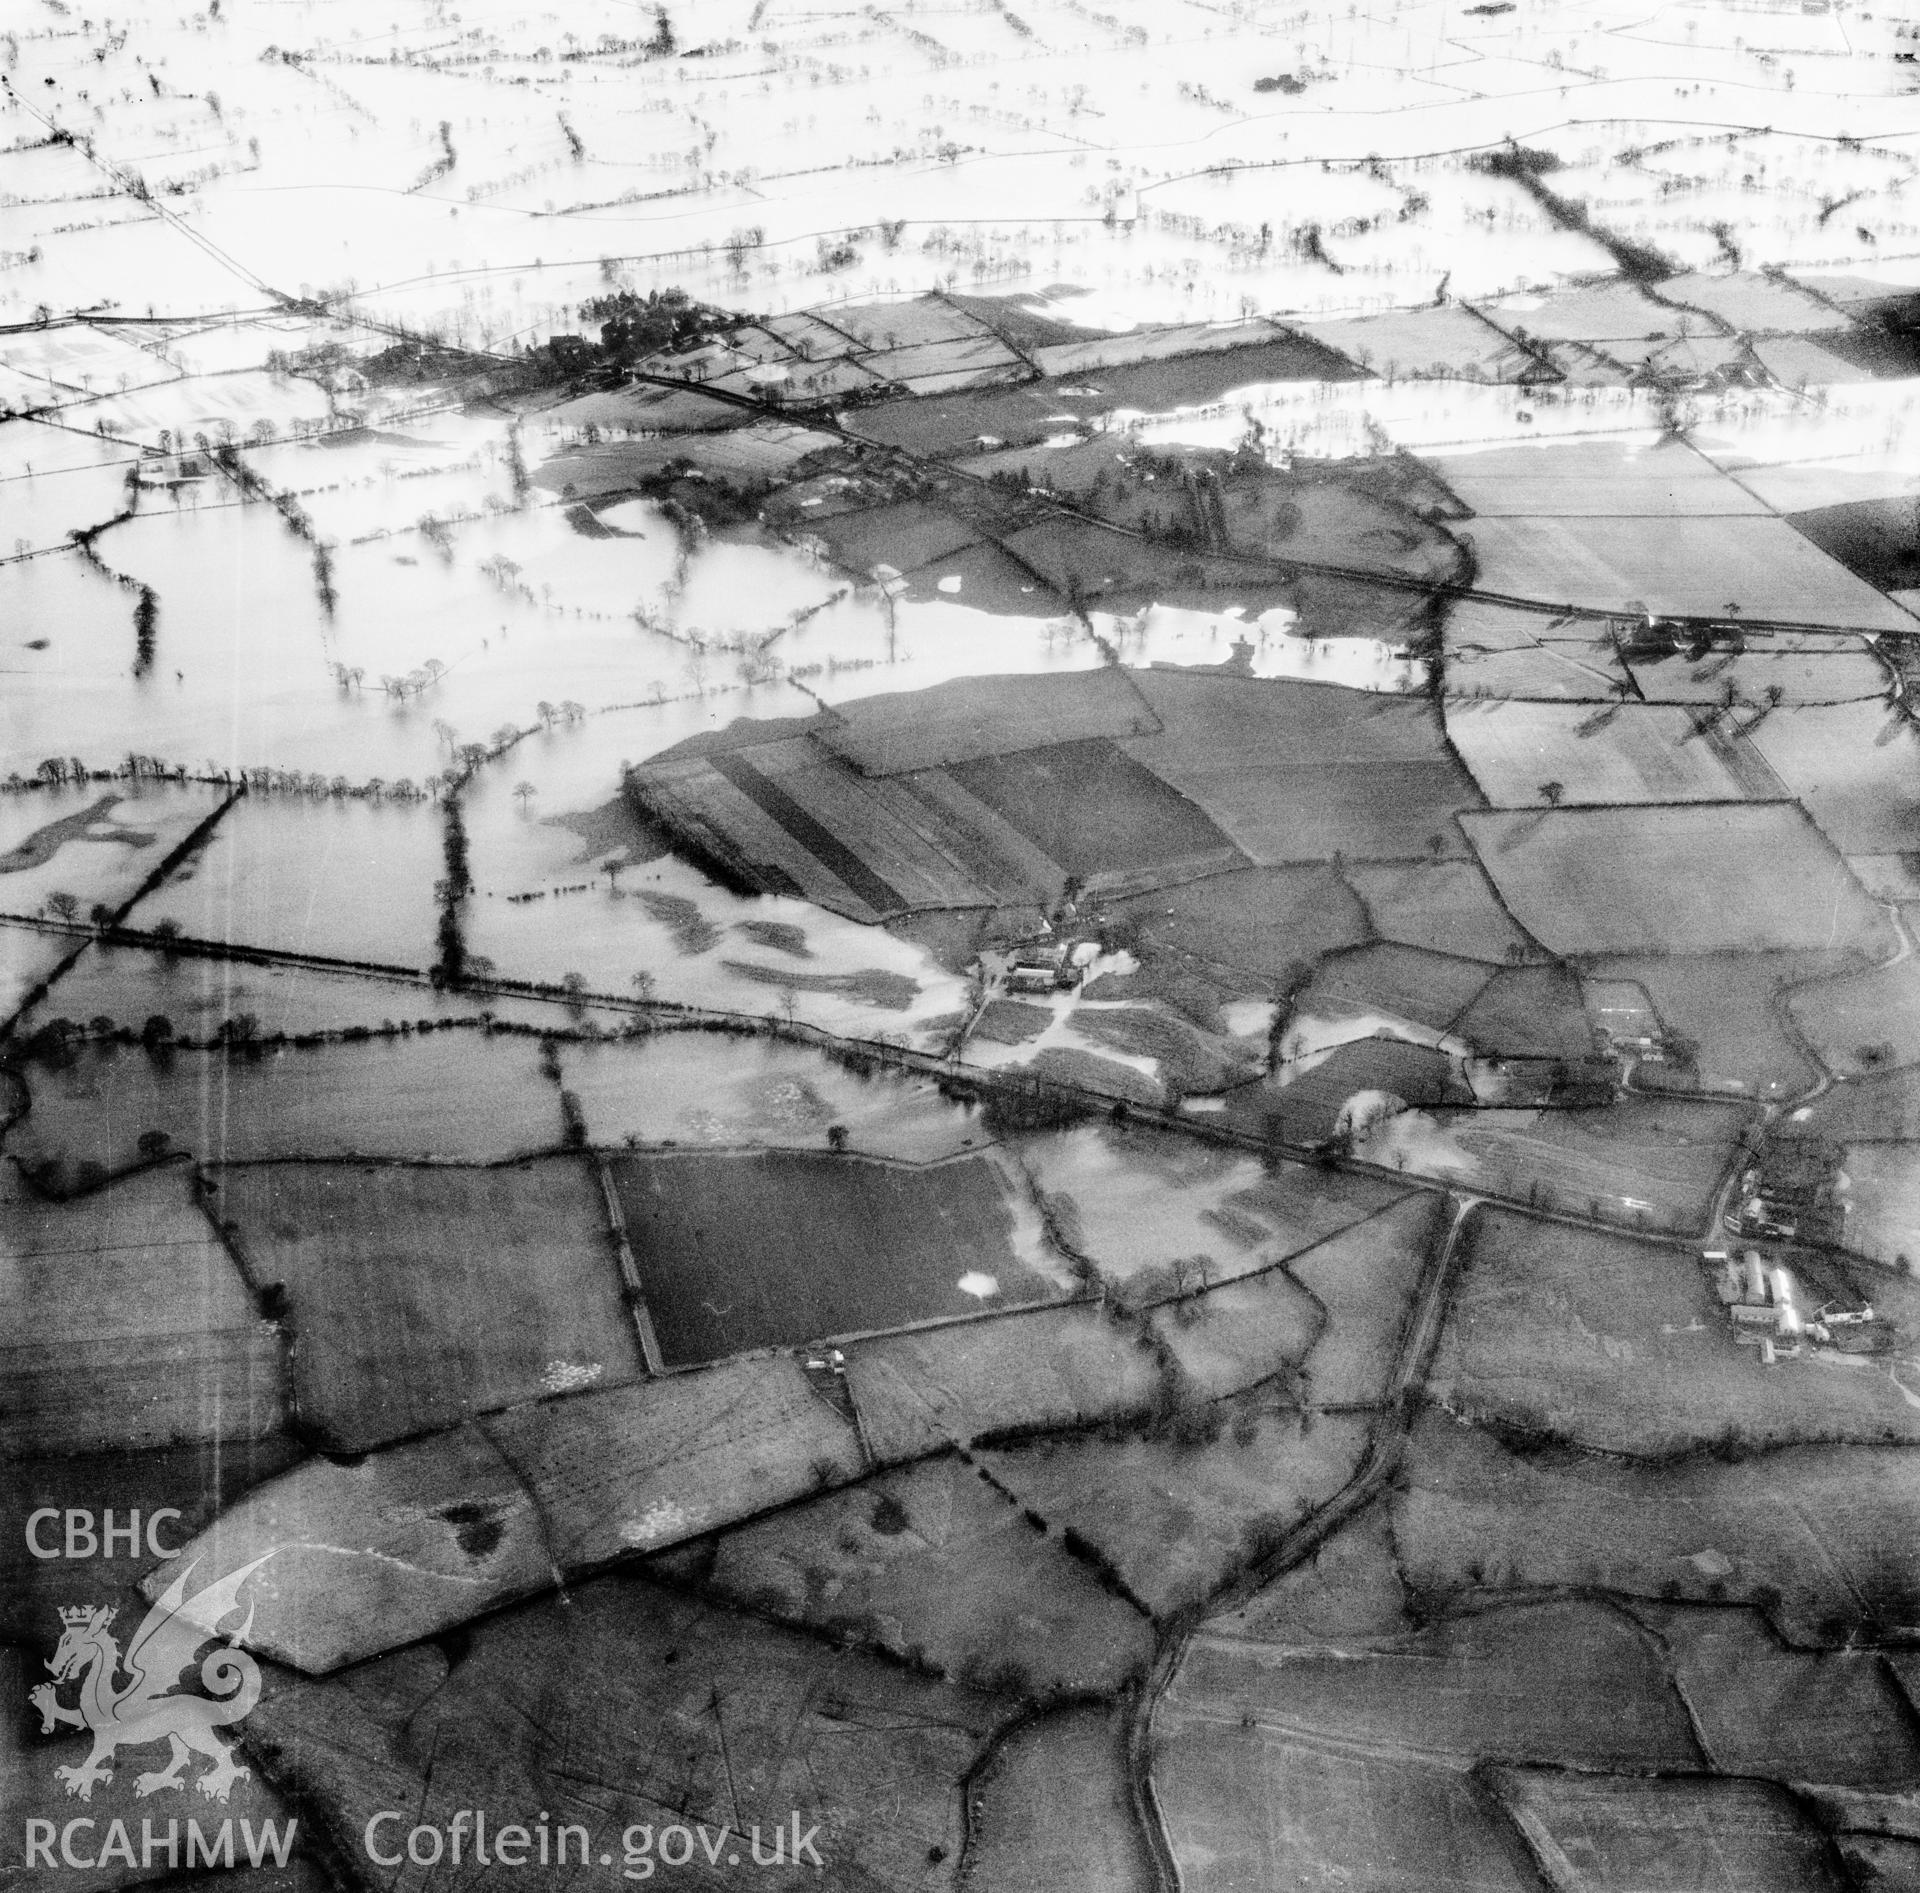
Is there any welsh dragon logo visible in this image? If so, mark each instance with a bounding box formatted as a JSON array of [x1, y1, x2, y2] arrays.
[[30, 1554, 274, 1804]]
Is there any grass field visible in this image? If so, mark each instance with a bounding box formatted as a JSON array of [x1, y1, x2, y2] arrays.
[[1598, 949, 1856, 1097], [1394, 1412, 1920, 1644], [1418, 1097, 1744, 1232], [1460, 512, 1920, 631], [1427, 433, 1771, 518], [1461, 803, 1894, 956], [1170, 1594, 1701, 1770], [611, 1148, 1056, 1365], [209, 1158, 640, 1453], [1347, 860, 1534, 963], [1638, 1603, 1920, 1788], [1834, 1143, 1920, 1268], [1748, 703, 1920, 854], [1015, 1121, 1409, 1294], [981, 1409, 1369, 1620], [10, 1033, 566, 1179], [1122, 674, 1483, 865], [1293, 303, 1534, 380], [1444, 699, 1779, 805], [842, 1304, 1164, 1463], [959, 1705, 1154, 1893], [1268, 1035, 1471, 1145], [1429, 1208, 1920, 1456], [1155, 1724, 1540, 1893], [1300, 941, 1494, 1031], [1291, 1194, 1448, 1407], [560, 1033, 990, 1163], [1112, 864, 1371, 988], [246, 1573, 1004, 1889], [1450, 962, 1595, 1060], [819, 668, 1156, 775], [2, 1165, 283, 1454], [1791, 956, 1920, 1077], [1490, 1770, 1846, 1893], [1208, 1503, 1413, 1647], [1625, 643, 1889, 706], [704, 1452, 1155, 1697]]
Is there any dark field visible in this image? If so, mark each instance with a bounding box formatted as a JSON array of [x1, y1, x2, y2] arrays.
[[210, 1158, 641, 1452], [610, 1149, 1056, 1365], [950, 738, 1242, 884]]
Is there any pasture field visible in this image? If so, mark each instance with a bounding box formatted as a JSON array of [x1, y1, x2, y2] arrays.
[[1475, 281, 1682, 343], [1169, 1594, 1700, 1770], [2, 1165, 283, 1455], [1748, 702, 1920, 854], [819, 668, 1157, 776], [1292, 303, 1532, 380], [1016, 1121, 1410, 1294], [1660, 269, 1851, 331], [703, 1452, 1155, 1697], [1445, 640, 1636, 701], [1154, 1724, 1539, 1893], [1460, 512, 1920, 631], [1426, 433, 1770, 518], [826, 296, 998, 350], [1208, 1503, 1413, 1646], [1491, 1771, 1845, 1893], [799, 496, 983, 577], [1267, 1036, 1471, 1146], [1347, 860, 1533, 963], [1834, 1143, 1920, 1269], [1291, 1194, 1448, 1407], [1070, 1003, 1265, 1096], [1635, 1603, 1920, 1788], [1791, 956, 1920, 1077], [1429, 1208, 1920, 1456], [1299, 941, 1493, 1031], [247, 1576, 1002, 1891], [152, 1356, 868, 1672], [958, 1705, 1154, 1893], [981, 1409, 1369, 1620], [1393, 1414, 1920, 1644], [609, 1148, 1057, 1366], [1625, 642, 1889, 706], [1378, 1096, 1743, 1232], [1141, 1263, 1324, 1398], [1461, 803, 1894, 956], [1786, 1066, 1920, 1141], [1121, 673, 1483, 864], [1111, 863, 1371, 987], [565, 1031, 990, 1162], [208, 1158, 639, 1453], [1450, 962, 1595, 1060], [841, 1304, 1164, 1463], [10, 1032, 565, 1179], [1591, 951, 1843, 1097], [1443, 698, 1778, 805]]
